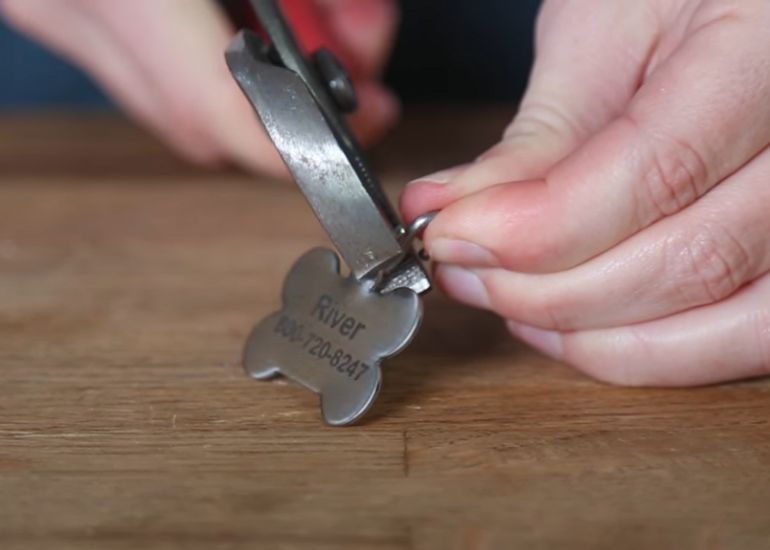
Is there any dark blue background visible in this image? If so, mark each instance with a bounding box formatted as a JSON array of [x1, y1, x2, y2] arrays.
[[0, 0, 539, 107], [0, 19, 108, 107]]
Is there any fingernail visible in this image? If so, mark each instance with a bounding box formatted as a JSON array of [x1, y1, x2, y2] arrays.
[[430, 238, 498, 267], [507, 321, 563, 360], [407, 164, 469, 186], [436, 265, 490, 309]]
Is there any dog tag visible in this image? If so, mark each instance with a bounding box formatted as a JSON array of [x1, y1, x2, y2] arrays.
[[243, 248, 422, 425]]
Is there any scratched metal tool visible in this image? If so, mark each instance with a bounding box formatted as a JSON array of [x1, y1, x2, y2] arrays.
[[226, 0, 434, 425]]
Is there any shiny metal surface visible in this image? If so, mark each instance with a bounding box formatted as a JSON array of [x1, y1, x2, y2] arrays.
[[243, 248, 422, 425], [226, 32, 404, 279], [246, 0, 392, 221], [225, 0, 431, 294]]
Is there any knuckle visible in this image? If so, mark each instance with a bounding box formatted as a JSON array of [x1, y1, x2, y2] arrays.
[[565, 329, 656, 387], [484, 274, 573, 332], [664, 223, 751, 305], [631, 119, 710, 224], [167, 99, 205, 137], [505, 98, 581, 144], [521, 292, 571, 332], [537, 295, 571, 332], [163, 98, 223, 163]]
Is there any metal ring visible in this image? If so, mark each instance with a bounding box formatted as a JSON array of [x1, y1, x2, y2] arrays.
[[400, 210, 438, 262], [400, 211, 438, 246]]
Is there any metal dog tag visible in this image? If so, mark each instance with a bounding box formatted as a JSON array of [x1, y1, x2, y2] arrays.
[[226, 0, 433, 425], [243, 248, 421, 425]]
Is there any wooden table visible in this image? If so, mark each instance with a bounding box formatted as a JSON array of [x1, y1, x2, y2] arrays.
[[1, 110, 769, 550]]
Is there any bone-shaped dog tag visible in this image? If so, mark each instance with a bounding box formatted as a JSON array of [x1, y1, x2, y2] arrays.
[[243, 248, 422, 425]]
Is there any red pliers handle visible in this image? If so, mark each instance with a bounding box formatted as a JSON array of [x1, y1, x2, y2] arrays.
[[222, 0, 359, 79]]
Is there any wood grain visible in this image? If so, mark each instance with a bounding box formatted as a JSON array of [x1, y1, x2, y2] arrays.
[[1, 110, 769, 550]]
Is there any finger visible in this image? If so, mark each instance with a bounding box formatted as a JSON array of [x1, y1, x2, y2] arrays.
[[420, 5, 770, 273], [224, 0, 398, 123], [317, 0, 398, 79], [347, 81, 399, 146], [435, 144, 770, 330], [0, 0, 216, 163], [400, 0, 660, 220], [1, 0, 280, 171], [76, 0, 288, 175], [507, 270, 770, 387], [279, 0, 400, 141]]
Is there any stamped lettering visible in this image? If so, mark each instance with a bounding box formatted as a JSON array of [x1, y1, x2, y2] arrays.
[[242, 248, 422, 426]]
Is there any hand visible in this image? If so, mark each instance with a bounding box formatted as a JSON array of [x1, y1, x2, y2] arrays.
[[0, 0, 399, 176], [401, 0, 770, 386]]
